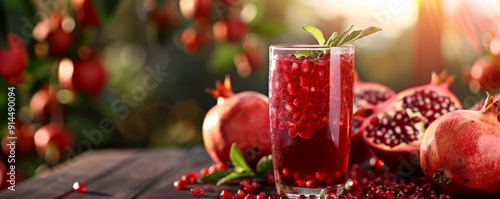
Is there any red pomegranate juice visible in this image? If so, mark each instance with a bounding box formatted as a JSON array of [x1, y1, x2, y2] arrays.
[[269, 45, 354, 196]]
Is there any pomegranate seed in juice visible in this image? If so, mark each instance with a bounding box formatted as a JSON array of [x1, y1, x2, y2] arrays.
[[269, 45, 354, 197]]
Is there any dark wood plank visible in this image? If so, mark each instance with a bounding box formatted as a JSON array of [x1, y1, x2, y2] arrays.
[[136, 145, 278, 199], [0, 149, 137, 199], [63, 147, 195, 199]]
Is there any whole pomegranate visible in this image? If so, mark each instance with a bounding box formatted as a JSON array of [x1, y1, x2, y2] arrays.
[[202, 75, 271, 167], [466, 56, 500, 93], [359, 71, 462, 174], [349, 72, 395, 164], [147, 1, 181, 29], [58, 54, 107, 96], [213, 14, 248, 42], [30, 86, 56, 120], [32, 13, 75, 57], [1, 121, 35, 157], [180, 27, 209, 53], [0, 33, 28, 83], [420, 93, 500, 196], [72, 0, 101, 28], [179, 0, 212, 20], [34, 124, 74, 164]]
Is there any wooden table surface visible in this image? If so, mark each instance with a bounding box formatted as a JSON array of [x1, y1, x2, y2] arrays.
[[0, 145, 272, 199]]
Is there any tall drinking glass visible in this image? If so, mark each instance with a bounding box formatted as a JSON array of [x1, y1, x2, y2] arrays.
[[269, 45, 355, 198]]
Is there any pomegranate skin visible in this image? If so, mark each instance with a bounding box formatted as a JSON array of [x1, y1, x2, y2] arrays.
[[202, 76, 271, 167], [420, 94, 500, 196]]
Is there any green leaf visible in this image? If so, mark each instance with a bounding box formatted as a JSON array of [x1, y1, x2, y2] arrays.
[[199, 169, 234, 183], [256, 155, 273, 177], [301, 25, 325, 45], [295, 50, 318, 58], [330, 25, 353, 47], [216, 171, 254, 186], [0, 0, 8, 49], [229, 143, 253, 174], [325, 32, 338, 47], [338, 26, 382, 46], [91, 0, 121, 27], [319, 189, 326, 199]]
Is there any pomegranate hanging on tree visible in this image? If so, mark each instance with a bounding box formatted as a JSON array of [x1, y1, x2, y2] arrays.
[[202, 75, 271, 167], [0, 33, 29, 84]]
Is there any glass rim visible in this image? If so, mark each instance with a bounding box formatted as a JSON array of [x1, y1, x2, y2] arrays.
[[269, 44, 354, 50]]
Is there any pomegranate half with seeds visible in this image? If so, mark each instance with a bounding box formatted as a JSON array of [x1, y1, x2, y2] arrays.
[[359, 71, 462, 174]]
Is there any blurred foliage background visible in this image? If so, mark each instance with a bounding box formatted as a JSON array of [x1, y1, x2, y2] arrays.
[[0, 0, 499, 184]]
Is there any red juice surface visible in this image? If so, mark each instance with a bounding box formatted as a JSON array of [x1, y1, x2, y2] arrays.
[[269, 51, 354, 188]]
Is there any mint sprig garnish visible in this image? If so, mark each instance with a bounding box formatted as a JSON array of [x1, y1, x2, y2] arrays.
[[200, 143, 274, 186], [297, 24, 382, 58]]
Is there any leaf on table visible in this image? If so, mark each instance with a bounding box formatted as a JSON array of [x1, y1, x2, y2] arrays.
[[90, 0, 121, 27], [229, 143, 253, 173], [255, 155, 273, 177], [199, 170, 233, 183], [216, 171, 254, 186], [0, 0, 8, 49]]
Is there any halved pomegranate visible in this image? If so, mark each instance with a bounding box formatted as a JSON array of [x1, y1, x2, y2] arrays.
[[359, 71, 462, 175], [349, 72, 395, 164]]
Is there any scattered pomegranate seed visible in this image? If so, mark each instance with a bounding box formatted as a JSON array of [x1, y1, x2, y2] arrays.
[[173, 179, 187, 190], [244, 193, 255, 199], [256, 192, 266, 199], [220, 190, 233, 199], [297, 195, 306, 199], [309, 195, 317, 199], [237, 189, 246, 198], [181, 171, 199, 184], [72, 182, 86, 193], [191, 187, 204, 196]]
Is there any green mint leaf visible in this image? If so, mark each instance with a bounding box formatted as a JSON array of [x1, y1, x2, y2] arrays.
[[256, 155, 273, 177], [295, 50, 319, 58], [338, 26, 382, 46], [199, 169, 234, 183], [326, 32, 339, 47], [229, 143, 253, 173], [330, 25, 354, 47], [301, 25, 325, 45], [319, 189, 326, 199], [216, 171, 255, 186]]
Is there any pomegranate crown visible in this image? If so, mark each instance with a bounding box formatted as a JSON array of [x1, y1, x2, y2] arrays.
[[206, 75, 234, 99], [430, 71, 455, 87], [480, 92, 500, 114]]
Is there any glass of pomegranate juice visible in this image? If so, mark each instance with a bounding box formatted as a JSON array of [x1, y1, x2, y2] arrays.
[[269, 45, 354, 197]]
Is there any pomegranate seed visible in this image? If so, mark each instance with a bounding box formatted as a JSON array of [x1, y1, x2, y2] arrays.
[[309, 195, 317, 199], [267, 195, 278, 199], [315, 172, 327, 181], [256, 192, 266, 199], [306, 179, 318, 187], [220, 190, 234, 199], [173, 179, 187, 190], [326, 193, 338, 199], [295, 179, 305, 186], [297, 195, 306, 199], [282, 168, 292, 179], [237, 189, 246, 198], [232, 195, 241, 199], [438, 194, 452, 199], [191, 187, 204, 196], [72, 182, 86, 193], [181, 171, 198, 184], [244, 193, 255, 199], [200, 167, 209, 176], [266, 173, 275, 184]]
